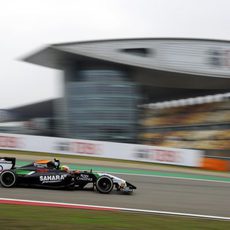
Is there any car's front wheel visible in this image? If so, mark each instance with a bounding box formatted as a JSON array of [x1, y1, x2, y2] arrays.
[[0, 170, 16, 188], [96, 176, 113, 194]]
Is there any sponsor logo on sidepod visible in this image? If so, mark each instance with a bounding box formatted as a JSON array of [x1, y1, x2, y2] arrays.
[[39, 175, 67, 184], [76, 174, 93, 182]]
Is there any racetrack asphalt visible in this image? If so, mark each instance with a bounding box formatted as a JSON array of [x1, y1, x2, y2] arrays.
[[0, 173, 230, 217], [0, 153, 230, 217]]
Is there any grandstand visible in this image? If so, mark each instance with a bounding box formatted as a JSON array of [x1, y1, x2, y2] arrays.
[[139, 93, 230, 157], [1, 38, 230, 156]]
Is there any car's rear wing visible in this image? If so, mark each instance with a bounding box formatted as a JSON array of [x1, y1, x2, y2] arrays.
[[0, 157, 16, 172]]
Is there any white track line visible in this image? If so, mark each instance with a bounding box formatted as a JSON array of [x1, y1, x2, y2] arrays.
[[106, 171, 230, 184], [0, 198, 229, 221]]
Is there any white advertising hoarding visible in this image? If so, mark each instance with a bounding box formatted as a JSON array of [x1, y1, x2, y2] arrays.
[[0, 133, 203, 167]]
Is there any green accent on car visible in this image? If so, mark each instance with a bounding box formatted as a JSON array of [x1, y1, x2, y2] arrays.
[[93, 173, 100, 179], [15, 169, 33, 175]]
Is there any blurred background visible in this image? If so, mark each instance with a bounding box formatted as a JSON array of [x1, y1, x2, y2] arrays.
[[1, 0, 230, 160]]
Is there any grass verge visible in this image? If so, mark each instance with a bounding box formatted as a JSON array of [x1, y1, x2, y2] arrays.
[[0, 204, 230, 230]]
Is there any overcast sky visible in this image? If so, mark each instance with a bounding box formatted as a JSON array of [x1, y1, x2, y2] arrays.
[[1, 0, 230, 109]]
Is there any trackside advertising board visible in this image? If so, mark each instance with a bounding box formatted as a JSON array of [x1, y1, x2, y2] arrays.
[[0, 133, 203, 167]]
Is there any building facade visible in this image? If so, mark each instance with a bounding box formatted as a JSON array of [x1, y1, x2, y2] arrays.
[[22, 38, 230, 142]]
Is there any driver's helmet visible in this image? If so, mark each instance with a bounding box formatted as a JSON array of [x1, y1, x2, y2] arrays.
[[60, 165, 70, 172], [54, 159, 60, 169]]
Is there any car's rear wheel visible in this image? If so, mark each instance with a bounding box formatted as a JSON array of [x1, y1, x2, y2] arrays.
[[96, 176, 113, 194], [0, 170, 16, 188]]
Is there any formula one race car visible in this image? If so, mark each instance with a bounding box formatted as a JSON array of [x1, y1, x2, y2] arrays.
[[0, 157, 136, 194]]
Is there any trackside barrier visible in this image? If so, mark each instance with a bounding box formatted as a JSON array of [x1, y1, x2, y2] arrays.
[[200, 157, 230, 171], [0, 133, 203, 167]]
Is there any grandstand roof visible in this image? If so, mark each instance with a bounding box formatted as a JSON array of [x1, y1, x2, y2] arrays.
[[9, 99, 56, 121], [23, 38, 230, 89], [142, 92, 230, 109]]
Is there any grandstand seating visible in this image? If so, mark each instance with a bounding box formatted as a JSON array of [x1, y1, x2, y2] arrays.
[[140, 100, 230, 153]]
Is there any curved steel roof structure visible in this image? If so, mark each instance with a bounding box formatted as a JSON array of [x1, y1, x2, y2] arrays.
[[23, 38, 230, 89]]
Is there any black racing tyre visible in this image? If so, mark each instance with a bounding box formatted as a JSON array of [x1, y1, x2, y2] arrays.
[[96, 176, 113, 194], [0, 170, 16, 188]]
